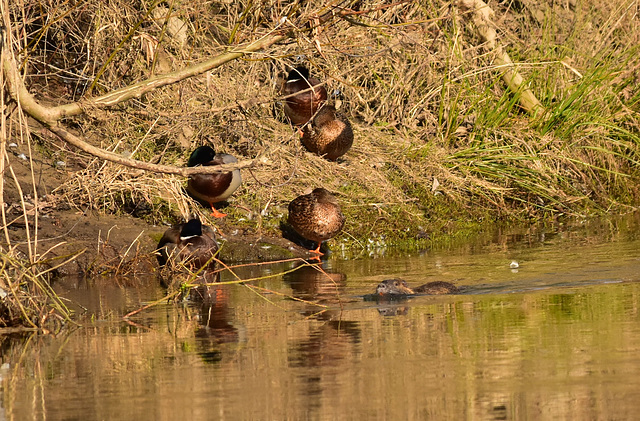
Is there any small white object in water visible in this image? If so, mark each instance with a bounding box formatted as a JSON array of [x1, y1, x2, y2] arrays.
[[55, 161, 66, 167], [18, 153, 27, 160], [8, 143, 17, 148], [510, 260, 520, 269]]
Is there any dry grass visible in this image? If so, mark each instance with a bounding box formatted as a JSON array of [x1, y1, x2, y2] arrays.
[[5, 0, 640, 250]]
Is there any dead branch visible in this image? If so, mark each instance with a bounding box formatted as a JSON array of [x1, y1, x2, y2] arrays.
[[34, 34, 286, 122], [458, 0, 545, 115], [4, 31, 285, 123], [1, 7, 285, 174], [44, 121, 265, 176]]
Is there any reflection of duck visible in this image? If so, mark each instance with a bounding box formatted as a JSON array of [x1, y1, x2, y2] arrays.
[[376, 278, 459, 296], [301, 105, 353, 161], [288, 188, 345, 258], [283, 66, 327, 126], [191, 285, 242, 364], [284, 262, 355, 325], [283, 263, 347, 303], [283, 263, 360, 396], [187, 146, 242, 218], [195, 285, 239, 343], [156, 219, 218, 270], [289, 320, 361, 371]]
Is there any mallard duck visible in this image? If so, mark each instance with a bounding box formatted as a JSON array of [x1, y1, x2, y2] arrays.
[[283, 66, 327, 126], [301, 104, 353, 161], [187, 146, 242, 218], [157, 218, 219, 270], [376, 278, 459, 296], [288, 188, 345, 257]]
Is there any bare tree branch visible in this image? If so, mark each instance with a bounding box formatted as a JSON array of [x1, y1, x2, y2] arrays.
[[1, 15, 286, 174], [43, 122, 262, 176], [47, 34, 287, 121], [458, 0, 545, 115]]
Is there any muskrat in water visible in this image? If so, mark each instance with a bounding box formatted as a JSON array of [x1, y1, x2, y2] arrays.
[[376, 278, 459, 296]]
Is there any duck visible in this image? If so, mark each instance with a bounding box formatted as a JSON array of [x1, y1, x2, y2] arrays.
[[186, 146, 242, 218], [282, 66, 328, 126], [376, 278, 459, 296], [156, 218, 219, 270], [288, 188, 345, 258], [301, 104, 353, 161]]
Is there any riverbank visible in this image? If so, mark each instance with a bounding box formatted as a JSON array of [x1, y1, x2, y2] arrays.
[[2, 0, 639, 328]]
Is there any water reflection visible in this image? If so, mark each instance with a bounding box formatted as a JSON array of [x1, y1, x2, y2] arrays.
[[283, 263, 362, 409], [283, 263, 361, 367], [193, 284, 242, 364], [3, 217, 640, 419], [283, 263, 349, 316], [375, 303, 411, 317], [159, 268, 221, 302]]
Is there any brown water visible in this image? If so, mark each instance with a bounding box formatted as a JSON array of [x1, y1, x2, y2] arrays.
[[2, 218, 640, 420]]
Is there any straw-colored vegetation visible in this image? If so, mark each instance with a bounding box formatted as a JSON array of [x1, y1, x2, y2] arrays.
[[1, 0, 639, 328]]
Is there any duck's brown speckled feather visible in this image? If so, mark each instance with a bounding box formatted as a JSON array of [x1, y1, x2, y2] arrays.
[[301, 105, 353, 161], [283, 69, 327, 126], [288, 188, 345, 244]]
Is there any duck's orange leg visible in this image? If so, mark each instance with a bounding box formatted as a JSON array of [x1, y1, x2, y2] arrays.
[[209, 203, 227, 218], [309, 242, 323, 261]]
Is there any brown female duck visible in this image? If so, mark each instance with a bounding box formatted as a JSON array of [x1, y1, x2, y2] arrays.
[[376, 278, 459, 296], [157, 219, 219, 270], [288, 188, 345, 257], [283, 66, 327, 126], [301, 105, 353, 161], [187, 146, 242, 218]]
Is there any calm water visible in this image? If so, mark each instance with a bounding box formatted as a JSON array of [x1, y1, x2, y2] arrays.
[[2, 218, 640, 420]]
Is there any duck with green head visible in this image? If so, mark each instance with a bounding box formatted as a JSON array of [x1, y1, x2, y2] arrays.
[[288, 188, 345, 259], [283, 66, 328, 126], [157, 218, 219, 270], [301, 104, 353, 161], [187, 146, 242, 218]]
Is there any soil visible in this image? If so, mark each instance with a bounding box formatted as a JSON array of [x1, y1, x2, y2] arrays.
[[2, 141, 315, 277]]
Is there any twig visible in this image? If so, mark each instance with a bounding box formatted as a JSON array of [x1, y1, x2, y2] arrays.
[[123, 290, 181, 318]]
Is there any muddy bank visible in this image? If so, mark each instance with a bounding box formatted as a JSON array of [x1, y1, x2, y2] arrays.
[[3, 143, 315, 275], [6, 207, 315, 276]]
